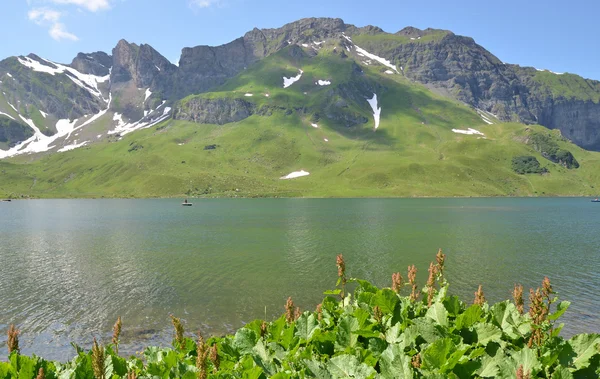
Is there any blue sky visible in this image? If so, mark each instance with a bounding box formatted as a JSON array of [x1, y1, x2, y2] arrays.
[[4, 0, 598, 80]]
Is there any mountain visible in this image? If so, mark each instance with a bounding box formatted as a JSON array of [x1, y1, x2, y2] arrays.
[[1, 17, 600, 198]]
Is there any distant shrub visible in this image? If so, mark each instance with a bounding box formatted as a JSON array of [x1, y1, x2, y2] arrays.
[[512, 156, 548, 174], [528, 132, 579, 169]]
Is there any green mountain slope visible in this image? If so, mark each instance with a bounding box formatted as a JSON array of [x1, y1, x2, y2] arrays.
[[1, 43, 599, 199]]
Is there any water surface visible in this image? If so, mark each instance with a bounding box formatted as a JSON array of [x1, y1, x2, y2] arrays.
[[1, 198, 598, 360]]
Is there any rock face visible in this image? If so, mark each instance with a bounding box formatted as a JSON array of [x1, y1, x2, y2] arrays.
[[2, 17, 600, 151], [70, 52, 112, 76], [175, 98, 256, 125], [0, 55, 106, 123], [358, 29, 600, 149], [0, 116, 33, 147], [111, 40, 177, 88]]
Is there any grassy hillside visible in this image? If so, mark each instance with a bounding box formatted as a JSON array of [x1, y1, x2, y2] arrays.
[[1, 44, 600, 199]]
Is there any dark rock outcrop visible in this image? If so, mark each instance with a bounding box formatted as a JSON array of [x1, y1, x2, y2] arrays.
[[70, 52, 112, 76], [175, 98, 256, 125]]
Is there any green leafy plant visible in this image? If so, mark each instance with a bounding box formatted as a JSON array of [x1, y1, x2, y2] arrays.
[[2, 251, 599, 378]]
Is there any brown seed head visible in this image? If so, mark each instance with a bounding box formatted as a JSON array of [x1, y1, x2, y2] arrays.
[[373, 305, 383, 323], [285, 297, 295, 324], [35, 368, 45, 379], [516, 364, 531, 379], [92, 338, 105, 379], [436, 248, 446, 276], [209, 344, 220, 372], [336, 254, 346, 278], [112, 316, 122, 353], [127, 371, 137, 379], [407, 265, 417, 285], [170, 315, 185, 348], [528, 287, 548, 347], [474, 285, 486, 306], [316, 303, 323, 321], [542, 276, 553, 298], [196, 332, 209, 379], [6, 324, 20, 355], [411, 353, 421, 369], [392, 272, 403, 294], [427, 262, 438, 288], [260, 321, 268, 338], [513, 284, 524, 314], [294, 307, 302, 321]]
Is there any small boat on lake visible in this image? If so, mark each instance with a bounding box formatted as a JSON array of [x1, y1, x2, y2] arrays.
[[592, 198, 600, 203], [182, 199, 193, 206], [1, 199, 11, 202]]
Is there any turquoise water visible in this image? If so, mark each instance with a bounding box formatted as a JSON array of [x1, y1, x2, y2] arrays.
[[1, 198, 599, 360]]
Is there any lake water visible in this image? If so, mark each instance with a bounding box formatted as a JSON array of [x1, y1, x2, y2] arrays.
[[1, 198, 599, 360]]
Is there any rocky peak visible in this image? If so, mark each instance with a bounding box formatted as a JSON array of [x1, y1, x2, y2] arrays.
[[111, 39, 175, 88], [70, 52, 112, 76]]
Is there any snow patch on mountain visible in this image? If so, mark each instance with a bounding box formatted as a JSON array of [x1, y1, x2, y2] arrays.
[[354, 46, 399, 73], [283, 70, 303, 88], [145, 88, 152, 101], [452, 128, 485, 136], [17, 56, 110, 101], [39, 110, 48, 118], [316, 80, 331, 86], [58, 140, 88, 153], [56, 118, 78, 135], [0, 112, 15, 120], [280, 170, 310, 180], [367, 94, 382, 130]]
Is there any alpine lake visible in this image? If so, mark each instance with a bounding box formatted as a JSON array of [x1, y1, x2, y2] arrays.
[[1, 198, 598, 361]]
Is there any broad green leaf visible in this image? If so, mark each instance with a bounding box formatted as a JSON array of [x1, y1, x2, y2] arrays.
[[296, 313, 320, 342], [241, 365, 264, 379], [443, 295, 462, 317], [252, 340, 276, 376], [473, 323, 502, 346], [279, 325, 298, 350], [564, 333, 600, 370], [413, 318, 445, 344], [455, 305, 483, 330], [551, 366, 574, 379], [477, 355, 501, 378], [385, 323, 404, 344], [355, 279, 379, 294], [372, 289, 399, 314], [489, 301, 528, 340], [324, 289, 342, 296], [303, 359, 332, 379], [500, 347, 541, 377], [234, 328, 259, 356], [354, 308, 372, 329], [336, 316, 359, 349], [426, 303, 449, 327], [326, 355, 376, 379], [548, 301, 570, 321], [379, 344, 413, 378], [421, 338, 454, 371], [442, 344, 470, 372]]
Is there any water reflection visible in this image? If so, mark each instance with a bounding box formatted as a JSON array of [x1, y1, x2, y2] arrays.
[[1, 198, 599, 360]]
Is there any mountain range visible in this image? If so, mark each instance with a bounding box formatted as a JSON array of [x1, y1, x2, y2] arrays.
[[1, 17, 600, 198]]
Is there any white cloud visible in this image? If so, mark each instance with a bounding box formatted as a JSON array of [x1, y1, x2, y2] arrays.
[[189, 0, 224, 8], [26, 0, 113, 42], [28, 8, 62, 24], [49, 22, 79, 41], [49, 0, 111, 12], [28, 7, 79, 41]]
